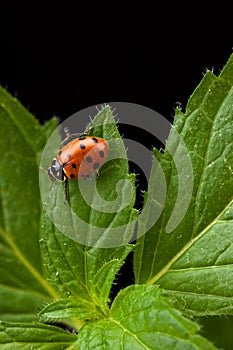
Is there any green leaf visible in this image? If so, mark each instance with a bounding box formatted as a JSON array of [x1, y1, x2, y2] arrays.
[[134, 54, 233, 316], [76, 285, 217, 349], [40, 106, 137, 326], [0, 321, 76, 349], [40, 105, 138, 248], [40, 221, 133, 324], [0, 86, 59, 321], [39, 297, 103, 321]]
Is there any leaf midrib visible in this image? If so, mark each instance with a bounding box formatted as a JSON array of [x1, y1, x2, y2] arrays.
[[0, 284, 52, 303], [110, 318, 151, 350], [145, 82, 233, 286], [163, 289, 233, 300], [168, 264, 233, 272], [146, 198, 233, 286], [111, 318, 202, 350], [0, 227, 59, 300]]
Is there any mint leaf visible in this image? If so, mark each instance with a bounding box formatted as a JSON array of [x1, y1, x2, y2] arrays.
[[134, 54, 233, 316], [39, 297, 103, 321], [76, 285, 217, 349], [0, 321, 76, 349], [40, 219, 132, 324], [40, 105, 138, 248], [40, 106, 137, 326], [0, 86, 59, 321]]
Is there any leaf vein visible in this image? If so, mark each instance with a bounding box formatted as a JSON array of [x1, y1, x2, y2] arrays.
[[147, 198, 233, 285], [0, 227, 59, 300], [192, 87, 232, 238]]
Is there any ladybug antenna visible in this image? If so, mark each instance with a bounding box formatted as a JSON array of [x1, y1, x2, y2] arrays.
[[39, 166, 48, 174], [64, 126, 70, 138], [39, 166, 54, 191]]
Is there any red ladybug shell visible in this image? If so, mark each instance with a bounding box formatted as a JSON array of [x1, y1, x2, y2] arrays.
[[57, 135, 109, 179]]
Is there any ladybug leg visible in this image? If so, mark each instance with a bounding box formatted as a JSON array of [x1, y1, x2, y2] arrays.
[[64, 127, 86, 139], [63, 177, 70, 204], [39, 166, 54, 190], [59, 127, 87, 148], [71, 132, 88, 139], [59, 127, 74, 148], [64, 126, 70, 138], [84, 123, 93, 135], [39, 166, 48, 174]]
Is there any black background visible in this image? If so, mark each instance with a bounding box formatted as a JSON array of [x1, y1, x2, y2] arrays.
[[1, 2, 233, 347], [1, 3, 232, 125]]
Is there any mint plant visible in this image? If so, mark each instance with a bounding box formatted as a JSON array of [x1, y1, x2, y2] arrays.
[[0, 54, 232, 349]]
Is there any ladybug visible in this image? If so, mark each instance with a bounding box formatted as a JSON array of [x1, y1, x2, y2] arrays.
[[47, 134, 109, 184]]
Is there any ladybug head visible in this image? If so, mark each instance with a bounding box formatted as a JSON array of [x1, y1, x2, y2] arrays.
[[47, 158, 66, 182]]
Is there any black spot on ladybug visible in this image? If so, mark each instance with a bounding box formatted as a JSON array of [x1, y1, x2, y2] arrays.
[[86, 156, 92, 163], [72, 163, 76, 168], [94, 162, 100, 169], [79, 135, 86, 140], [63, 162, 69, 167], [99, 150, 104, 158], [66, 154, 72, 158], [70, 174, 75, 179], [79, 144, 86, 149], [58, 150, 62, 155], [92, 137, 98, 143]]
